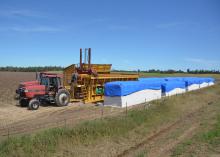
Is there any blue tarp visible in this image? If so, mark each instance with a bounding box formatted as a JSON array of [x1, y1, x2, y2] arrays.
[[196, 77, 215, 83], [182, 77, 203, 86], [104, 81, 162, 97], [164, 77, 184, 81], [166, 77, 215, 86], [140, 77, 215, 86], [105, 77, 215, 97], [207, 77, 215, 83], [138, 78, 167, 86], [139, 77, 166, 82], [161, 81, 186, 92]]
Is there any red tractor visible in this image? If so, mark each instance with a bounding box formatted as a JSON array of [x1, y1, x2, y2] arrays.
[[16, 72, 70, 110]]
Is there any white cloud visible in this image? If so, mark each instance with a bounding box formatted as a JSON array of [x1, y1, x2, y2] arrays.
[[91, 18, 109, 23], [185, 58, 218, 64], [108, 25, 130, 31], [0, 9, 47, 18], [12, 26, 62, 32], [156, 21, 199, 30], [0, 9, 62, 33], [156, 22, 185, 29], [0, 26, 63, 33], [185, 58, 220, 68]]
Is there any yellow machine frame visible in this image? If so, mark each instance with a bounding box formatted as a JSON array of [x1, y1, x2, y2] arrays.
[[63, 64, 139, 103]]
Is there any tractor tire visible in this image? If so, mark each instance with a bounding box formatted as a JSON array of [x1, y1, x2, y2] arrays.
[[28, 98, 40, 110], [19, 99, 29, 107], [55, 89, 70, 107]]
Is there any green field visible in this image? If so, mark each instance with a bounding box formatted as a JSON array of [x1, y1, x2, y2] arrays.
[[139, 72, 220, 78]]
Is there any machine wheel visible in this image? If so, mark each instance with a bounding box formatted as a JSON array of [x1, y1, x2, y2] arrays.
[[19, 99, 29, 107], [55, 89, 70, 107], [28, 98, 40, 110]]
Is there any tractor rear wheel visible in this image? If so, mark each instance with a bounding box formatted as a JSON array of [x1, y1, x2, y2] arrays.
[[55, 89, 70, 107], [28, 98, 40, 110]]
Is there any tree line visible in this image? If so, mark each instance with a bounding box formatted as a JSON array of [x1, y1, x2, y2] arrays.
[[144, 69, 220, 74], [186, 69, 220, 74], [0, 66, 219, 74], [113, 69, 220, 74], [0, 66, 64, 72]]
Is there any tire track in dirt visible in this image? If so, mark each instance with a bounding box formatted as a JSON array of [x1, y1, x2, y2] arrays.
[[154, 125, 197, 157], [145, 120, 199, 157], [117, 102, 214, 157], [147, 100, 219, 157]]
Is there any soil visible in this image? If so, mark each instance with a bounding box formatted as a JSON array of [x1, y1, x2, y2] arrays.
[[0, 72, 123, 137]]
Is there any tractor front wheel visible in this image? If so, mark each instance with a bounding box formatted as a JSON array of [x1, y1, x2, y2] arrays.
[[28, 98, 40, 110], [55, 89, 70, 107], [19, 99, 29, 107]]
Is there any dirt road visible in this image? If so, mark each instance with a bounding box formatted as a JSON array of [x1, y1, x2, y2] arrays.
[[0, 103, 124, 138]]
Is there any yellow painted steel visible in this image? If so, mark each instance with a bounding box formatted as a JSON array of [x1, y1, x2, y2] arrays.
[[82, 64, 112, 74], [63, 64, 139, 103]]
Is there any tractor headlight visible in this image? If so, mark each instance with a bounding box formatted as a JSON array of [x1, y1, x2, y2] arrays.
[[24, 89, 29, 93]]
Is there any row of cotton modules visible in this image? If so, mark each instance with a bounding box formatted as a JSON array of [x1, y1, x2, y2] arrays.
[[104, 77, 215, 108]]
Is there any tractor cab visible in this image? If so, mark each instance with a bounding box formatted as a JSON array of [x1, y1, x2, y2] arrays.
[[16, 72, 70, 110], [39, 73, 62, 93]]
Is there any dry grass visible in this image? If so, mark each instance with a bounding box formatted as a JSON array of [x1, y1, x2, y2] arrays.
[[171, 101, 220, 157]]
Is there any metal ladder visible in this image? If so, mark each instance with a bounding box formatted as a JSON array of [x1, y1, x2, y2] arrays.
[[81, 86, 88, 101]]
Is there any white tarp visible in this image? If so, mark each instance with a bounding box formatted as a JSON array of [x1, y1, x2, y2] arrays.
[[200, 82, 209, 88], [209, 82, 215, 86], [163, 88, 186, 97], [104, 89, 161, 108], [187, 84, 200, 91]]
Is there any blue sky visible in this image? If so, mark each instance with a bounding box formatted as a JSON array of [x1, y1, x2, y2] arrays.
[[0, 0, 220, 70]]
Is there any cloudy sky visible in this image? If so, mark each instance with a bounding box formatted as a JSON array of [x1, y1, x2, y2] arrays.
[[0, 0, 220, 70]]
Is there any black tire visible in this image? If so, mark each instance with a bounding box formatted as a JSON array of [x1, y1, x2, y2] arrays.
[[55, 89, 70, 107], [19, 99, 29, 107], [28, 98, 40, 110]]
